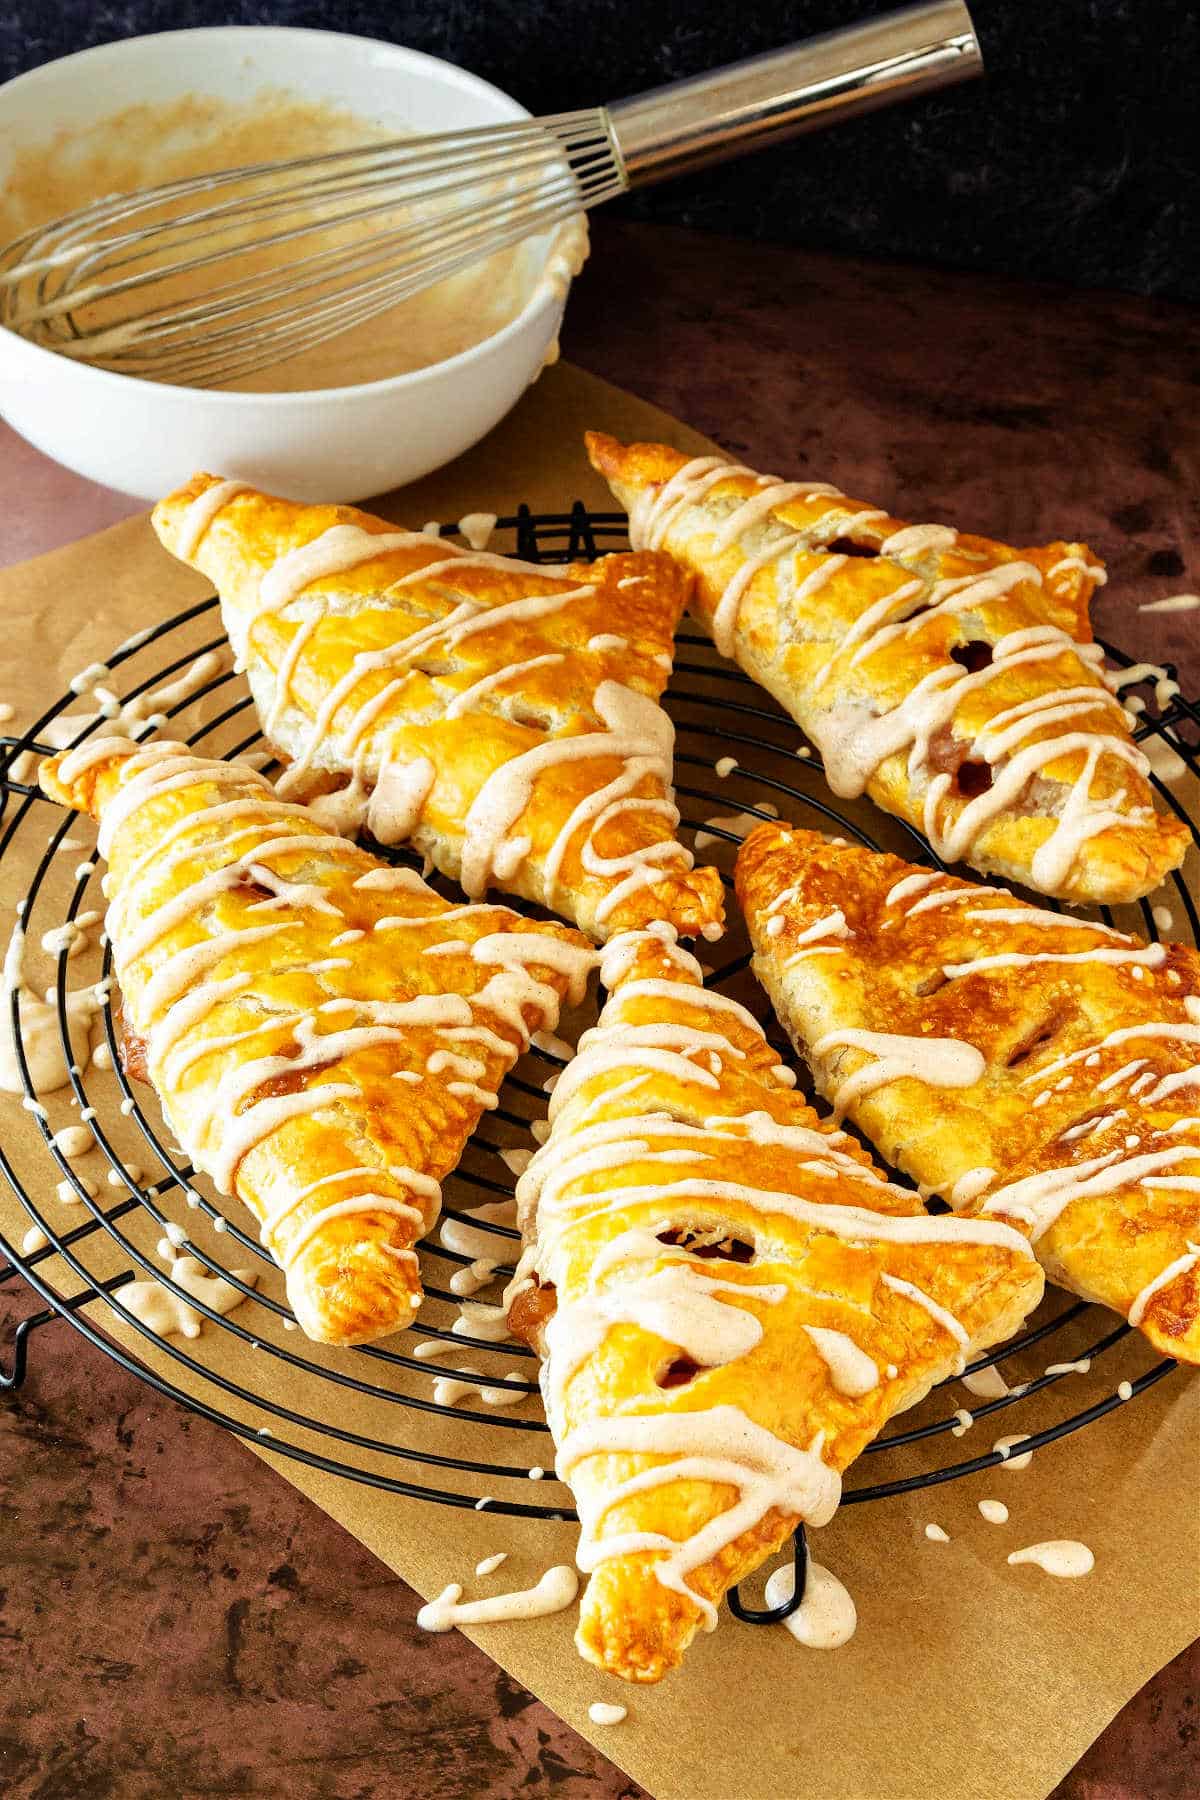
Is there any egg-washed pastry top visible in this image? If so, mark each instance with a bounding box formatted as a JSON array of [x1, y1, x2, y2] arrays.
[[587, 432, 1189, 907], [737, 822, 1200, 1364], [151, 476, 724, 944], [506, 922, 1042, 1682], [40, 736, 596, 1347]]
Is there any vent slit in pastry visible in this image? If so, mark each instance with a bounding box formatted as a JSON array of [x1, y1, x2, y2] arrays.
[[40, 736, 595, 1346], [587, 432, 1189, 905], [737, 821, 1200, 1363], [508, 922, 1041, 1681], [152, 477, 724, 943], [1004, 1006, 1077, 1069]]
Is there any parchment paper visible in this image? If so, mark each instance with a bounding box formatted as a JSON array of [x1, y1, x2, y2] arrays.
[[2, 361, 1197, 1800]]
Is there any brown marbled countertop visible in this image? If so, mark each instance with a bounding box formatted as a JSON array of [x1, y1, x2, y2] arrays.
[[2, 220, 1197, 1799]]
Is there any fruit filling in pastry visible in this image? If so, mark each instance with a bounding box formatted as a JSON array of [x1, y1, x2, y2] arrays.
[[587, 432, 1189, 906], [40, 736, 596, 1346], [507, 922, 1042, 1681], [738, 822, 1200, 1363], [151, 477, 724, 943]]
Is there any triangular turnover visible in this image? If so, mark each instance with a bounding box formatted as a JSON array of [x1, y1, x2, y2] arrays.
[[737, 821, 1200, 1363], [506, 923, 1042, 1681], [41, 737, 596, 1345], [587, 431, 1188, 906], [152, 477, 724, 942]]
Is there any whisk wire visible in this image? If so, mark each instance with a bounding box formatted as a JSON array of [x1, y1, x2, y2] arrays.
[[1, 106, 618, 384], [4, 110, 607, 259], [74, 122, 600, 270], [127, 191, 603, 386], [83, 178, 609, 387], [49, 164, 605, 363], [22, 145, 579, 331]]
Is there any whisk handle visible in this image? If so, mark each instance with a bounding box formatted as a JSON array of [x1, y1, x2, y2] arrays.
[[604, 1, 982, 188]]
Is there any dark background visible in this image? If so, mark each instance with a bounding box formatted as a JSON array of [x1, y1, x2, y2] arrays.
[[3, 2, 1198, 301]]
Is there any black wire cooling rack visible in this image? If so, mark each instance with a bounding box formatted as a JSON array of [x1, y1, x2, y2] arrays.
[[1, 503, 1196, 1627]]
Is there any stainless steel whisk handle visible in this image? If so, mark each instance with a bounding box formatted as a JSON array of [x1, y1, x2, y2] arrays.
[[604, 1, 981, 188]]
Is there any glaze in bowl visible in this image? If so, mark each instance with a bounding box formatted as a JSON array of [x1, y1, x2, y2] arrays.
[[0, 27, 577, 501]]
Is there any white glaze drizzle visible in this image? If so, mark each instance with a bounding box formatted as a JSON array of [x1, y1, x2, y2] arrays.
[[458, 683, 674, 901], [51, 1124, 94, 1159], [823, 562, 1043, 696], [795, 609, 1156, 889], [629, 455, 756, 551], [175, 480, 251, 559], [432, 1367, 527, 1408], [951, 1168, 998, 1205], [710, 532, 809, 657], [1127, 1241, 1200, 1326], [1007, 1540, 1094, 1577], [942, 943, 1166, 980], [560, 1408, 840, 1631], [880, 1272, 970, 1364], [454, 1301, 512, 1343], [588, 1701, 628, 1725], [802, 1326, 879, 1395], [763, 1559, 857, 1649], [449, 1260, 499, 1297], [884, 871, 942, 907], [120, 1256, 257, 1340], [1021, 1019, 1200, 1089], [246, 507, 629, 878], [1, 925, 101, 1096], [443, 652, 564, 720], [247, 523, 436, 653], [1138, 593, 1200, 614], [962, 1363, 1009, 1399], [812, 1027, 985, 1119], [416, 1565, 579, 1631], [457, 512, 497, 551], [903, 882, 1005, 917], [880, 523, 958, 557], [1049, 555, 1106, 585], [544, 1263, 787, 1419], [365, 757, 436, 844], [994, 1434, 1033, 1470], [981, 1145, 1199, 1240], [780, 910, 853, 968]]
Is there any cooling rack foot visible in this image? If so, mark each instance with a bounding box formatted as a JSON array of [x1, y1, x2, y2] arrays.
[[728, 1524, 808, 1625]]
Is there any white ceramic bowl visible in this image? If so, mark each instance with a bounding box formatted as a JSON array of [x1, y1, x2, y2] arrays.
[[0, 27, 572, 502]]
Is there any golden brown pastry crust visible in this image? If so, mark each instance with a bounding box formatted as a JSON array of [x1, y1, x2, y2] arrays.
[[737, 822, 1200, 1363], [587, 432, 1189, 906], [151, 476, 724, 943], [509, 925, 1042, 1682], [40, 736, 595, 1347]]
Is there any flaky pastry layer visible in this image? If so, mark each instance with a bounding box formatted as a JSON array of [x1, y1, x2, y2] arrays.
[[41, 737, 594, 1346], [738, 822, 1200, 1363], [588, 432, 1188, 905], [507, 924, 1042, 1681], [152, 476, 723, 942]]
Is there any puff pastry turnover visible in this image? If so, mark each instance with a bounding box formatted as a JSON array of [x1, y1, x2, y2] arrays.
[[151, 476, 724, 943], [506, 923, 1042, 1682], [737, 822, 1200, 1363], [587, 432, 1189, 906], [40, 736, 595, 1346]]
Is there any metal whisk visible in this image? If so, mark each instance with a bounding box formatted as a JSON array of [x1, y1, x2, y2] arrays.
[[0, 3, 980, 389]]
